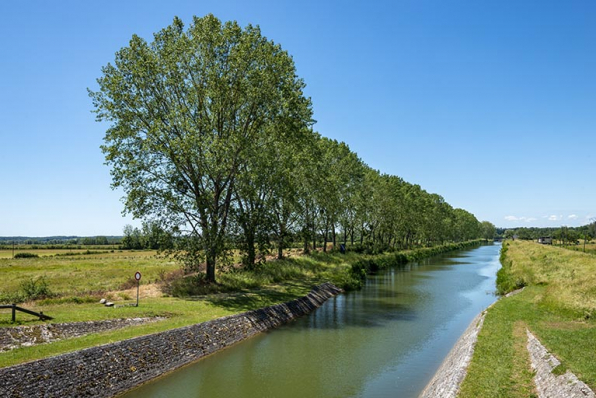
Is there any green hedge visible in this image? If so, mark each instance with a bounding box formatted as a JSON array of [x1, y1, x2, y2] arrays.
[[345, 240, 484, 290]]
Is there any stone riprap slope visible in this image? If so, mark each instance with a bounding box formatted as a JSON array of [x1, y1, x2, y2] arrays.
[[0, 282, 342, 398], [0, 317, 164, 352], [418, 311, 486, 398], [527, 330, 595, 398]]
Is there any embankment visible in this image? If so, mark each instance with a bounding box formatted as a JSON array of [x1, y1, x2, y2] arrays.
[[0, 282, 342, 398], [348, 240, 484, 288]]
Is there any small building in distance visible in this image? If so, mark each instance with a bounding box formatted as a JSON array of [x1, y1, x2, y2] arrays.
[[538, 236, 553, 245]]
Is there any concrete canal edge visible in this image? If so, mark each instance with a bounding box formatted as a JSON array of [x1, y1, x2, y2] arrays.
[[418, 310, 487, 398], [419, 286, 595, 398], [526, 330, 595, 398], [419, 288, 524, 398], [0, 282, 342, 398]]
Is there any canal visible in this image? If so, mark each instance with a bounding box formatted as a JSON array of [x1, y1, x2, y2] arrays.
[[123, 243, 501, 398]]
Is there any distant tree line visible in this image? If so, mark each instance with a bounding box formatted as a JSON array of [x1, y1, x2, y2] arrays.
[[502, 222, 596, 245], [0, 236, 120, 247], [121, 222, 174, 250]]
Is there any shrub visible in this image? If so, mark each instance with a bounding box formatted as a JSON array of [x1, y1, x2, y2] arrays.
[[0, 277, 56, 303], [19, 277, 54, 301], [14, 252, 39, 258]]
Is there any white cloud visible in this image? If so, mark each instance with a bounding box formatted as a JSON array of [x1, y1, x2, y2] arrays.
[[568, 214, 578, 220], [548, 215, 562, 221], [504, 216, 537, 223]]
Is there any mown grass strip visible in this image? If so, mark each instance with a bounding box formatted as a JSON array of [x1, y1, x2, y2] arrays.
[[459, 241, 596, 396]]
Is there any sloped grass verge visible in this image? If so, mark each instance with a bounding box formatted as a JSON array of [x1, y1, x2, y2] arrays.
[[459, 241, 596, 396]]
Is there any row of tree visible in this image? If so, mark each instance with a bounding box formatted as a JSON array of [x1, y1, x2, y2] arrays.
[[0, 236, 119, 246], [503, 223, 596, 245], [91, 14, 490, 283]]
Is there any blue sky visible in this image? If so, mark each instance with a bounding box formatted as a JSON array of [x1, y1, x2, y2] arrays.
[[1, 0, 595, 236]]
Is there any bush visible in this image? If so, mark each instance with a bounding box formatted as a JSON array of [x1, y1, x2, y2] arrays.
[[0, 277, 55, 303], [19, 277, 54, 301], [14, 252, 39, 258]]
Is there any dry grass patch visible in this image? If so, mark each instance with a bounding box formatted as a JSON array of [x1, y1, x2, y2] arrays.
[[504, 240, 596, 318]]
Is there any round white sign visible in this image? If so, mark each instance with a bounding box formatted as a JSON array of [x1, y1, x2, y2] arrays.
[[135, 271, 142, 281]]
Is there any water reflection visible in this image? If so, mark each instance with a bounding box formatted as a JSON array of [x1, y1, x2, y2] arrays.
[[123, 244, 501, 398]]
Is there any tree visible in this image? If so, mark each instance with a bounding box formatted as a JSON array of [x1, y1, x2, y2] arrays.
[[122, 224, 142, 250], [90, 15, 313, 283], [480, 221, 496, 241]]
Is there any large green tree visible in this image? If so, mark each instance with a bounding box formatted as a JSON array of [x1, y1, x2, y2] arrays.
[[90, 15, 313, 282]]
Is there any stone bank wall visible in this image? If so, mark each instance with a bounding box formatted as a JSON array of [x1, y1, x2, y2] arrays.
[[0, 282, 342, 398]]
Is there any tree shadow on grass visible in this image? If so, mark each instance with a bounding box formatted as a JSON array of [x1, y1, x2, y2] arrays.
[[201, 281, 315, 313]]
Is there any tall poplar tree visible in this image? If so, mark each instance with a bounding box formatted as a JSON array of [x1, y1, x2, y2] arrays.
[[90, 15, 313, 282]]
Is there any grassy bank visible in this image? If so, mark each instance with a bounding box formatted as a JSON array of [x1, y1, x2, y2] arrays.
[[459, 240, 596, 397], [0, 241, 480, 368]]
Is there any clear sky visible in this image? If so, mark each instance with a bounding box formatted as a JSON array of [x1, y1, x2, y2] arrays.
[[1, 0, 595, 236]]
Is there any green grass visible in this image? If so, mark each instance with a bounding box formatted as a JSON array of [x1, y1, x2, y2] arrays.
[[0, 242, 481, 368], [0, 282, 314, 368], [459, 241, 596, 396], [0, 250, 171, 298]]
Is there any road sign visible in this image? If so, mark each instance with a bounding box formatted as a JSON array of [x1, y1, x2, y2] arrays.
[[134, 271, 141, 307]]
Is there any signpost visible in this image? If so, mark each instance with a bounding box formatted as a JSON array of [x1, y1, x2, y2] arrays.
[[134, 271, 142, 307]]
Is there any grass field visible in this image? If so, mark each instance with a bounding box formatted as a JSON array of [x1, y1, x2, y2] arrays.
[[0, 241, 480, 368], [561, 241, 596, 256], [0, 250, 170, 295], [459, 240, 596, 397], [0, 248, 356, 367]]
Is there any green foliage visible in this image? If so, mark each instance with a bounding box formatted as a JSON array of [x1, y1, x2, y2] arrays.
[[14, 252, 39, 258], [91, 13, 487, 289], [496, 243, 527, 294], [481, 221, 496, 240], [91, 14, 313, 283], [0, 276, 55, 303]]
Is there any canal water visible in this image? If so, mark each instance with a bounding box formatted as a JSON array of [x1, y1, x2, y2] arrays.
[[123, 243, 501, 398]]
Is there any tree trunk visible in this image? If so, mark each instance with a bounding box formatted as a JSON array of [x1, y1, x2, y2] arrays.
[[278, 224, 285, 259], [245, 229, 256, 267], [332, 223, 336, 249], [206, 246, 216, 283], [303, 227, 310, 254]]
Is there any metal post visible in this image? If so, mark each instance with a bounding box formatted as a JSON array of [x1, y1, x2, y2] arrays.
[[12, 304, 15, 323], [136, 280, 139, 307]]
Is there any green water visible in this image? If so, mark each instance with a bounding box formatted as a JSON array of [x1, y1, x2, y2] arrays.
[[123, 244, 501, 398]]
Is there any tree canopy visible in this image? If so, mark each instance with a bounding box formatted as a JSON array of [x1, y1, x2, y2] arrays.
[[91, 14, 488, 284], [90, 15, 313, 282]]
